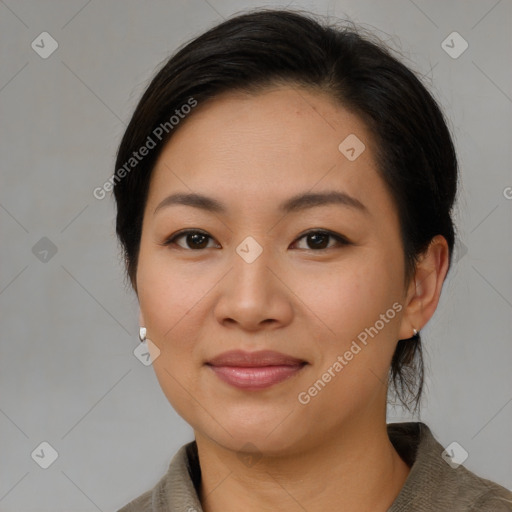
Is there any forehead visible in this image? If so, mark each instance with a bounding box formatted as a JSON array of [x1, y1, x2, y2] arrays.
[[147, 86, 394, 219]]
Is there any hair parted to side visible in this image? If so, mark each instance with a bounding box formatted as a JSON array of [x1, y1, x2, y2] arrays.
[[113, 8, 459, 413]]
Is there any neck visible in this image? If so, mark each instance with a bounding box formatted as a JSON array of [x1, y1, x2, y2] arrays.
[[195, 418, 410, 512]]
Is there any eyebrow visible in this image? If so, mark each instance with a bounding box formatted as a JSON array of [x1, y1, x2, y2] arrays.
[[153, 190, 369, 216]]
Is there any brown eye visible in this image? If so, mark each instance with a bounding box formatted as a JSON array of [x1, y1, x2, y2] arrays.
[[163, 229, 350, 252], [164, 230, 218, 250], [293, 230, 350, 251]]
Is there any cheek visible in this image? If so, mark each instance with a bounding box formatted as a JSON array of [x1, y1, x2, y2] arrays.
[[136, 250, 209, 343], [302, 256, 403, 398], [136, 256, 205, 420], [301, 258, 396, 340], [299, 265, 401, 413]]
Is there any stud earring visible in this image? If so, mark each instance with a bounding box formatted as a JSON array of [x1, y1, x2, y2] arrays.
[[139, 327, 147, 343], [412, 328, 419, 338]]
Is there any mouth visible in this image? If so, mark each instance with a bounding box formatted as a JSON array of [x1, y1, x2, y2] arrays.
[[205, 350, 308, 390]]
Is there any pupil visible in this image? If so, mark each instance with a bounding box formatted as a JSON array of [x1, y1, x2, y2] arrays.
[[309, 233, 328, 249], [189, 233, 207, 249]]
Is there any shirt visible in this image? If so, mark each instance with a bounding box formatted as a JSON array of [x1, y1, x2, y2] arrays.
[[117, 422, 512, 511]]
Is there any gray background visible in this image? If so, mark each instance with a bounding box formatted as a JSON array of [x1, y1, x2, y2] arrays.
[[1, 0, 511, 510]]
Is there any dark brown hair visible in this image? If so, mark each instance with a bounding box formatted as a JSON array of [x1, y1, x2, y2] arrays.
[[113, 8, 459, 411]]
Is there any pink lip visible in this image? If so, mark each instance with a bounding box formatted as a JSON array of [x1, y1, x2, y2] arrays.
[[206, 350, 307, 390]]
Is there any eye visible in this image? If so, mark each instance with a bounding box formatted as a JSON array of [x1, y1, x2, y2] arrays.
[[162, 230, 219, 250], [292, 230, 351, 251], [162, 229, 351, 251]]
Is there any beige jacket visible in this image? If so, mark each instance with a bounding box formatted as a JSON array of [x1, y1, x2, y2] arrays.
[[117, 422, 512, 511]]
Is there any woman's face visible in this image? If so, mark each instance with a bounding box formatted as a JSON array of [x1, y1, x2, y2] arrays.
[[136, 85, 414, 455]]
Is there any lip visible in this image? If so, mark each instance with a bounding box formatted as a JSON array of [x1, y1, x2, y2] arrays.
[[206, 350, 307, 390], [207, 349, 306, 367]]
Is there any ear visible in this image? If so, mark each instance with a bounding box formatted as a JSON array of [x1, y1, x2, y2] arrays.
[[398, 235, 450, 340]]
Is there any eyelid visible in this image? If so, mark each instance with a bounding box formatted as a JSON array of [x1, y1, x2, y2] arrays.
[[161, 229, 218, 249], [161, 228, 351, 250], [292, 229, 351, 250]]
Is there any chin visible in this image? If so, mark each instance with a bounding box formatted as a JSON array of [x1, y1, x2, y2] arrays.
[[212, 429, 304, 457], [194, 411, 309, 457]]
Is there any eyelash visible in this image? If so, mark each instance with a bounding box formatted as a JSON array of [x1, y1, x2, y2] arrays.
[[161, 229, 351, 252]]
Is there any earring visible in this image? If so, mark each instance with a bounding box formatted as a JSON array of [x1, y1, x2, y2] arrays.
[[139, 327, 147, 343], [412, 328, 419, 338]]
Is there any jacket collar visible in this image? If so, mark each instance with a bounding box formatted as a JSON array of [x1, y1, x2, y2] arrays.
[[131, 421, 510, 511], [156, 421, 431, 511]]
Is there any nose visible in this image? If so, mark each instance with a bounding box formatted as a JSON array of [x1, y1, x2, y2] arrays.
[[212, 242, 294, 332]]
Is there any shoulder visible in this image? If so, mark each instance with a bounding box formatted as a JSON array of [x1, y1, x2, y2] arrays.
[[458, 466, 512, 511], [469, 485, 512, 511], [116, 489, 153, 512], [454, 464, 512, 511], [388, 422, 512, 511]]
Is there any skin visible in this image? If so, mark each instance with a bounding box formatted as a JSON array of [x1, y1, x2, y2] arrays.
[[136, 84, 450, 512]]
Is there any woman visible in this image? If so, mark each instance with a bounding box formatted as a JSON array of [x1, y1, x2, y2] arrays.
[[114, 8, 512, 511]]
